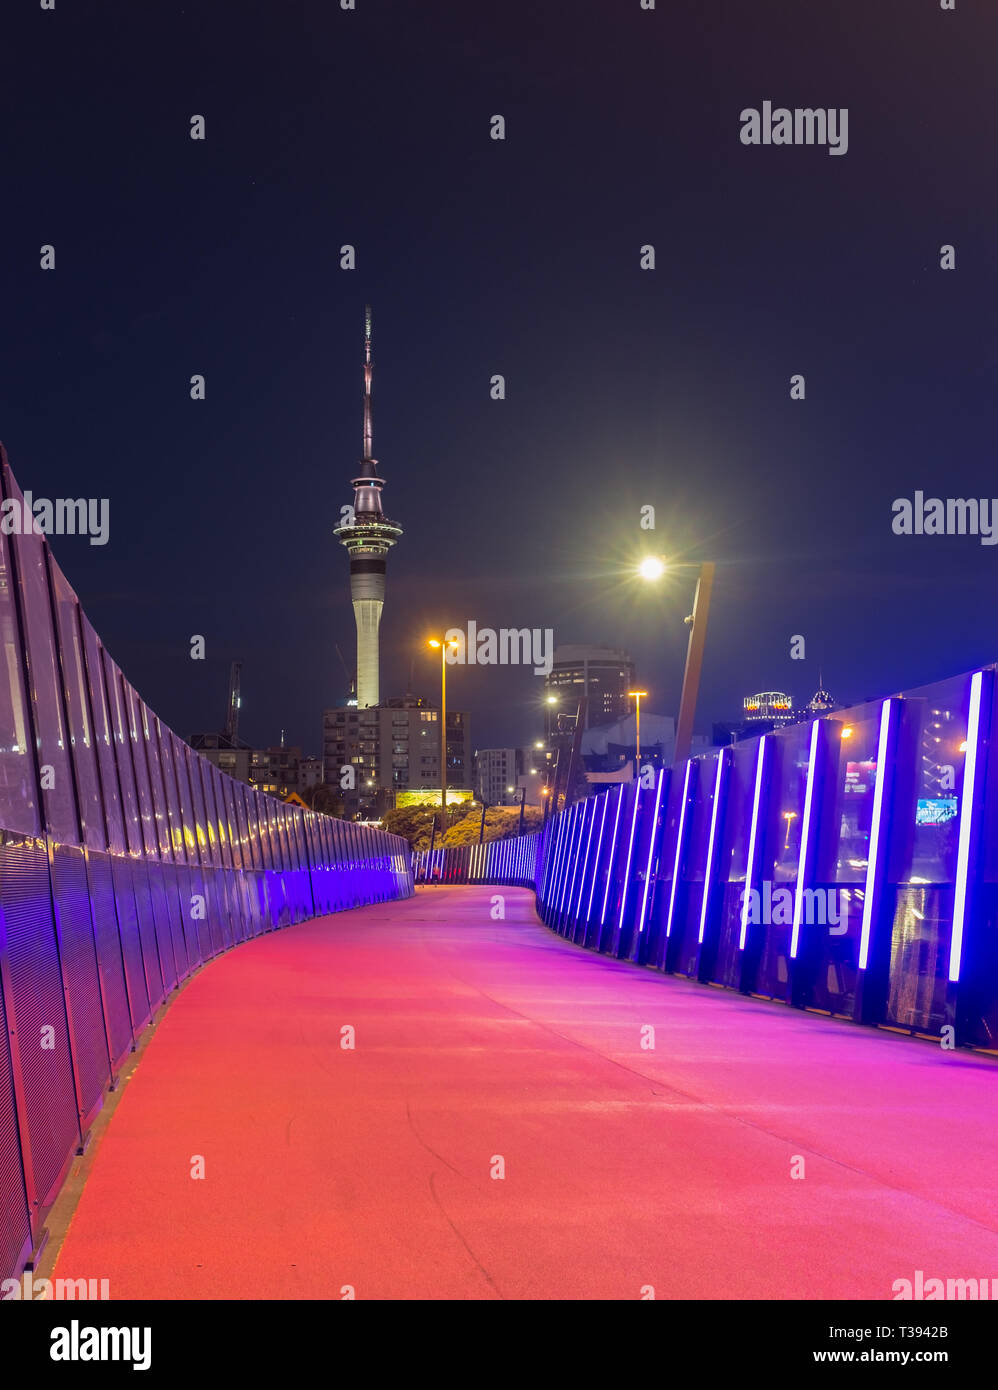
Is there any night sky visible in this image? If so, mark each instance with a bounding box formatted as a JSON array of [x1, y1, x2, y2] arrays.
[[2, 0, 997, 759]]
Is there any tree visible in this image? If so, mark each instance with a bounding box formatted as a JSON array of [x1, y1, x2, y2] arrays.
[[382, 805, 438, 850], [303, 782, 345, 819]]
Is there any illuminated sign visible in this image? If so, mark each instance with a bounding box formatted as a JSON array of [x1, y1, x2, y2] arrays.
[[395, 788, 473, 809], [845, 760, 876, 793], [916, 797, 958, 827]]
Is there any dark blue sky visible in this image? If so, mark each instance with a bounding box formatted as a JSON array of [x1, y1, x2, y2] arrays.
[[2, 0, 997, 757]]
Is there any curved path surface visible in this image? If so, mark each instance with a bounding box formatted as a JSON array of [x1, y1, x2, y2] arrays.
[[53, 886, 998, 1300]]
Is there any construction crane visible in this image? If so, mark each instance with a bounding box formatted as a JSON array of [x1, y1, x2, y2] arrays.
[[224, 661, 242, 743]]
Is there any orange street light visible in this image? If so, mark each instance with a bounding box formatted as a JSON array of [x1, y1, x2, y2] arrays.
[[428, 637, 459, 813], [628, 689, 649, 764]]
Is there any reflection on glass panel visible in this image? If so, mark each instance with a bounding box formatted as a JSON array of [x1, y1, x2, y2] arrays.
[[173, 738, 199, 860], [139, 701, 172, 860], [205, 764, 227, 868], [81, 618, 125, 853], [768, 722, 813, 883], [241, 782, 259, 869], [103, 653, 142, 855], [121, 681, 157, 856], [10, 486, 77, 842], [187, 751, 210, 865], [719, 739, 757, 884], [816, 706, 881, 885], [0, 522, 39, 835], [49, 560, 105, 850], [889, 677, 970, 887], [223, 776, 243, 871], [156, 721, 185, 862], [685, 753, 718, 884], [199, 761, 220, 866], [886, 887, 951, 1032]]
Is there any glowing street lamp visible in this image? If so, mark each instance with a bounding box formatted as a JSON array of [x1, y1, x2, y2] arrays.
[[428, 637, 459, 814], [638, 553, 714, 767], [628, 689, 648, 765]]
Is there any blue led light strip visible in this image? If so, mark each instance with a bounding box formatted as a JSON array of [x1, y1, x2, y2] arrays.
[[791, 720, 822, 960], [555, 804, 581, 918], [698, 752, 727, 944], [574, 798, 598, 921], [562, 802, 587, 923], [541, 811, 565, 905], [637, 769, 666, 933], [586, 792, 611, 922], [665, 760, 694, 938], [950, 670, 986, 983], [599, 786, 626, 926], [739, 736, 768, 951], [859, 699, 897, 971], [617, 780, 643, 933]]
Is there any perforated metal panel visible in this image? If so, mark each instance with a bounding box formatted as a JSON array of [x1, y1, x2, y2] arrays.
[[0, 836, 80, 1215], [49, 842, 111, 1125], [199, 869, 221, 955], [84, 851, 133, 1069], [145, 869, 178, 993], [0, 966, 31, 1278], [129, 860, 165, 1011], [161, 862, 190, 982], [108, 857, 151, 1033], [171, 864, 201, 970]]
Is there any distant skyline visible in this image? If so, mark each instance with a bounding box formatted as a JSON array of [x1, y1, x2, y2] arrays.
[[2, 2, 998, 757]]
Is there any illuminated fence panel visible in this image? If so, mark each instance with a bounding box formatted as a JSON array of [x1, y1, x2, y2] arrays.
[[0, 446, 414, 1280], [416, 666, 998, 1067], [413, 830, 541, 888]]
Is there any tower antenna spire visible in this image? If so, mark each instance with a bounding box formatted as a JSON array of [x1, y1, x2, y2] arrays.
[[333, 305, 402, 711], [363, 304, 373, 460]]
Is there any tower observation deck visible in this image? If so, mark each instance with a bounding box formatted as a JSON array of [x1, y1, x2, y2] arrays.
[[333, 306, 402, 708]]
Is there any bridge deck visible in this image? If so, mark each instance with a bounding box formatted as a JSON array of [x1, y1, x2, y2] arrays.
[[53, 886, 998, 1300]]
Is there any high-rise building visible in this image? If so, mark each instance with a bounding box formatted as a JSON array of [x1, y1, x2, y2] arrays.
[[474, 749, 520, 806], [189, 730, 252, 783], [804, 677, 840, 717], [714, 689, 797, 745], [323, 695, 471, 818], [543, 645, 635, 735], [250, 745, 303, 798], [743, 691, 795, 727], [333, 307, 402, 708]]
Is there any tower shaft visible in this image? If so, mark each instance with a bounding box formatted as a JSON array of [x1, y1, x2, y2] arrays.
[[334, 306, 402, 711]]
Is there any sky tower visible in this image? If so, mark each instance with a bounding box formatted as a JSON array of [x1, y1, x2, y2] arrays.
[[333, 306, 402, 708]]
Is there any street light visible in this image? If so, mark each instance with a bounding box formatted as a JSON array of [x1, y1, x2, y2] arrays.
[[428, 637, 459, 815], [638, 554, 715, 767], [628, 689, 648, 765]]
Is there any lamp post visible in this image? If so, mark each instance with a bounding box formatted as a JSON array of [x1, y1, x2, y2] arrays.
[[628, 689, 648, 767], [428, 637, 459, 819], [638, 556, 715, 768]]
